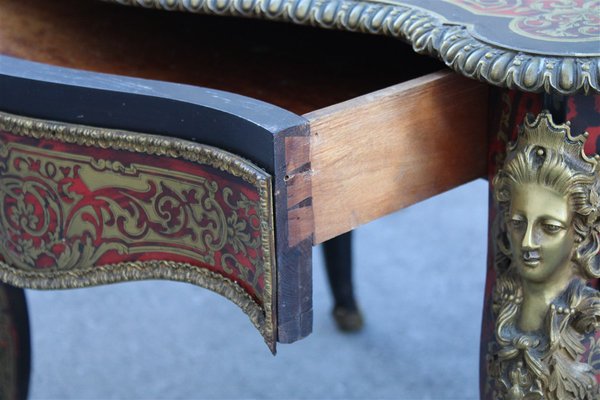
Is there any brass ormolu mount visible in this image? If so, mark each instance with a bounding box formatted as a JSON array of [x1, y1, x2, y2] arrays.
[[487, 111, 600, 399]]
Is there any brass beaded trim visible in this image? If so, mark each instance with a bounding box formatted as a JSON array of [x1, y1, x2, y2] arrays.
[[104, 0, 599, 95]]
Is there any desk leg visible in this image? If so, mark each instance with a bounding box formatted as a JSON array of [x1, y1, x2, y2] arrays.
[[323, 232, 363, 331], [0, 282, 30, 400], [481, 91, 600, 399]]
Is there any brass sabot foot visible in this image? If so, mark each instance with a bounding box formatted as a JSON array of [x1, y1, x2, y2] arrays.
[[333, 306, 364, 332]]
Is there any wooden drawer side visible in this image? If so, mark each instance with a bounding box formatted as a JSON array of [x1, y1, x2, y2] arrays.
[[304, 71, 490, 244]]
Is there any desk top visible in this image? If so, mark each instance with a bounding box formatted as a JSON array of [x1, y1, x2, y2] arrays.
[[107, 0, 600, 95]]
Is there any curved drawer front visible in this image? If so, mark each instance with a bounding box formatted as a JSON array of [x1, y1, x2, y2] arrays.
[[0, 55, 314, 351], [0, 111, 277, 346]]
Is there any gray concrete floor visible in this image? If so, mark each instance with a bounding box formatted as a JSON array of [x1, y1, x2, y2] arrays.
[[26, 179, 488, 400]]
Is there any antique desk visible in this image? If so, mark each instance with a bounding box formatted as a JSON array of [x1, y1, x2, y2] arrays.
[[0, 0, 598, 399]]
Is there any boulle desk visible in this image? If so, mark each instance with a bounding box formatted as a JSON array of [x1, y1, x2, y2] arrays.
[[0, 0, 598, 399]]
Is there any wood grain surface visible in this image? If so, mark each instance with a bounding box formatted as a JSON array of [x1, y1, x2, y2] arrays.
[[285, 135, 313, 248], [0, 0, 441, 114], [304, 72, 489, 244], [0, 0, 490, 247]]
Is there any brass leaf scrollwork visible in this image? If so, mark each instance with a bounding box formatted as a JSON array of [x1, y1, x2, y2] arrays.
[[0, 111, 277, 348], [487, 111, 600, 399]]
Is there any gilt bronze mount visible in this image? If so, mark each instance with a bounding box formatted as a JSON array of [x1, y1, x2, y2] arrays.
[[487, 111, 600, 399]]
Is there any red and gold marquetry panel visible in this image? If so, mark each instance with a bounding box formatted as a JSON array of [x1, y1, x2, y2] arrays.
[[445, 0, 599, 42], [0, 111, 277, 348]]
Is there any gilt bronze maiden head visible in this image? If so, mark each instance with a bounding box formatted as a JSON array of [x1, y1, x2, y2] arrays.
[[488, 111, 600, 399], [494, 111, 600, 292]]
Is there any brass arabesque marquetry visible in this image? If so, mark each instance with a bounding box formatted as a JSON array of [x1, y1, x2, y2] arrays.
[[0, 111, 277, 348], [487, 111, 600, 399]]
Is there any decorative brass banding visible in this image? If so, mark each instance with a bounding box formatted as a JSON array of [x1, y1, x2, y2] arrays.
[[0, 111, 277, 349], [103, 0, 600, 95]]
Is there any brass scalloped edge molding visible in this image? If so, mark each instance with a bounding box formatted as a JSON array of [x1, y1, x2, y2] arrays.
[[0, 112, 266, 186], [0, 260, 268, 337], [103, 0, 599, 95], [0, 111, 276, 348]]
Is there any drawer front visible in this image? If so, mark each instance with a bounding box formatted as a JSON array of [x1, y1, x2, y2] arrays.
[[0, 55, 312, 351]]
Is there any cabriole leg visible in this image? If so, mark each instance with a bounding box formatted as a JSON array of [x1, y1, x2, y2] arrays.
[[0, 282, 30, 400], [322, 232, 363, 331]]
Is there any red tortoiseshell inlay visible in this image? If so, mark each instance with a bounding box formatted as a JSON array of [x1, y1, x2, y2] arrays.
[[0, 130, 269, 306], [567, 95, 600, 156], [447, 0, 600, 42]]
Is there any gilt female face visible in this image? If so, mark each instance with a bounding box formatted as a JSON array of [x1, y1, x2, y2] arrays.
[[507, 182, 575, 285]]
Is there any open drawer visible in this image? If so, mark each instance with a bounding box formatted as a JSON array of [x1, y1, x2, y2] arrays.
[[0, 0, 488, 352]]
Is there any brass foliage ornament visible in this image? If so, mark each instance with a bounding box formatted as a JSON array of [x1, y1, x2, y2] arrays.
[[488, 111, 600, 399], [0, 111, 277, 349]]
